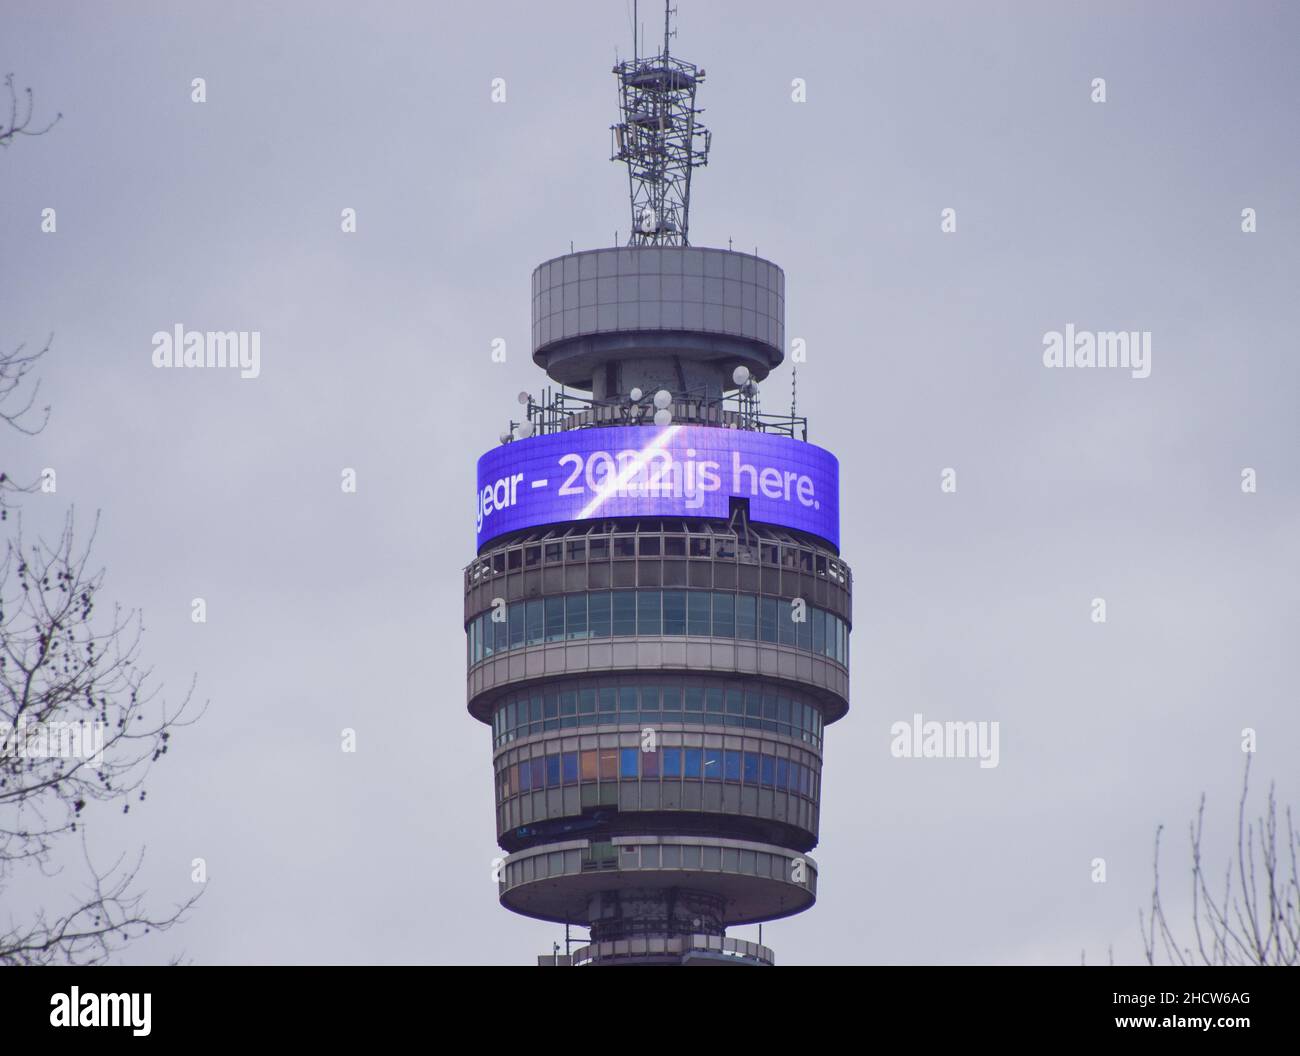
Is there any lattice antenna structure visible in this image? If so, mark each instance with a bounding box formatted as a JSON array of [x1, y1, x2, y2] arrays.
[[610, 2, 711, 246]]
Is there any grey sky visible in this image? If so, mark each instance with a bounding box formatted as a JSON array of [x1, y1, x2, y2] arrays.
[[2, 0, 1296, 964]]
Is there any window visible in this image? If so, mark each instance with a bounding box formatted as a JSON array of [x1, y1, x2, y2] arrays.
[[736, 594, 756, 640], [508, 601, 525, 649], [566, 540, 586, 561], [614, 536, 636, 558], [525, 599, 544, 645], [704, 749, 723, 780], [560, 691, 577, 728], [724, 750, 741, 781], [684, 686, 704, 713], [598, 748, 618, 779], [779, 600, 797, 646], [562, 752, 578, 784], [598, 688, 617, 716], [812, 607, 825, 655], [618, 687, 637, 714], [662, 686, 681, 711], [641, 749, 659, 777], [664, 536, 686, 556], [687, 592, 711, 636], [796, 608, 811, 651], [530, 758, 544, 789], [705, 687, 724, 717], [619, 748, 639, 778], [637, 590, 661, 635], [684, 748, 702, 778], [776, 758, 789, 789], [662, 748, 681, 777], [712, 592, 735, 637], [612, 591, 636, 636], [760, 597, 778, 643], [545, 543, 562, 563], [518, 761, 531, 791], [546, 754, 561, 787], [588, 592, 611, 637], [589, 537, 609, 559], [639, 536, 661, 556], [689, 536, 711, 558], [725, 689, 743, 727], [761, 755, 775, 786], [566, 594, 587, 640], [662, 590, 686, 634], [743, 752, 759, 784], [545, 596, 565, 643], [640, 685, 660, 711], [525, 545, 541, 567], [580, 750, 598, 781]]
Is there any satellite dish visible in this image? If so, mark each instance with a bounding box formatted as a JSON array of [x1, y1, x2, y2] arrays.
[[653, 389, 672, 410], [629, 387, 644, 402], [744, 380, 759, 398], [517, 391, 530, 405], [499, 430, 513, 445], [517, 421, 534, 438], [732, 365, 750, 386], [653, 408, 672, 426]]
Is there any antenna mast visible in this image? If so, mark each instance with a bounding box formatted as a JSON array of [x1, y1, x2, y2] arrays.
[[610, 1, 710, 246]]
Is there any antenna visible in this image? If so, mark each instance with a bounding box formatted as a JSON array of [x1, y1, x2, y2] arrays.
[[610, 0, 710, 246]]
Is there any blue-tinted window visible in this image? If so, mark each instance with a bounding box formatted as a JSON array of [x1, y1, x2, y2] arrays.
[[736, 594, 756, 640], [779, 601, 797, 646], [560, 690, 577, 728], [579, 688, 597, 721], [662, 590, 686, 634], [812, 607, 825, 655], [712, 592, 735, 637], [662, 686, 681, 711], [761, 755, 775, 786], [495, 613, 508, 654], [662, 748, 681, 777], [588, 591, 611, 637], [545, 597, 565, 642], [562, 752, 578, 783], [519, 760, 532, 791], [725, 689, 744, 727], [760, 597, 778, 642], [743, 752, 759, 784], [684, 748, 702, 778], [546, 754, 561, 786], [637, 590, 661, 635], [598, 687, 617, 715], [777, 758, 789, 789], [703, 749, 722, 780], [525, 599, 544, 645], [796, 608, 811, 651], [724, 750, 741, 781], [705, 687, 724, 716], [618, 686, 637, 713], [612, 591, 637, 635], [684, 686, 704, 713], [566, 594, 587, 640], [641, 685, 660, 711], [543, 692, 559, 730], [687, 592, 711, 636], [620, 748, 639, 778], [508, 601, 525, 649]]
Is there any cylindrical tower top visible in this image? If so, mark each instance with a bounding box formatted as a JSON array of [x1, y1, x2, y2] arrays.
[[532, 245, 784, 398]]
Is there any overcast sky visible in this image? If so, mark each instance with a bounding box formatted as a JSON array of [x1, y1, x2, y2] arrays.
[[2, 0, 1297, 965]]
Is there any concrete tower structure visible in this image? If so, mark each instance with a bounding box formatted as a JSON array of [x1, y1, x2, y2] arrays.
[[464, 8, 851, 966]]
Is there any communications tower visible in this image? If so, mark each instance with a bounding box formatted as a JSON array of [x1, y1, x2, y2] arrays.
[[464, 4, 852, 965]]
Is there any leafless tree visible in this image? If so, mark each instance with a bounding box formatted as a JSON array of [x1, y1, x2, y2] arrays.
[[0, 73, 61, 147], [1141, 756, 1300, 966], [1, 83, 204, 962]]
